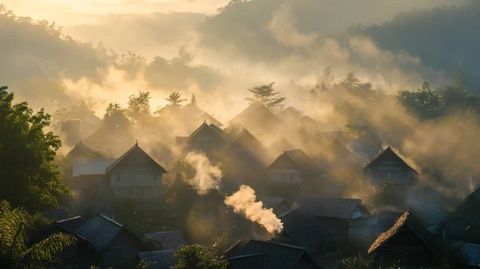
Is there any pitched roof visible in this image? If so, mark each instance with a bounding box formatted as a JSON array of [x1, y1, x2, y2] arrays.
[[368, 211, 434, 254], [65, 141, 102, 160], [138, 250, 175, 269], [232, 240, 311, 269], [279, 209, 329, 249], [229, 103, 281, 130], [268, 149, 320, 175], [294, 196, 368, 220], [144, 230, 186, 250], [228, 253, 266, 269], [106, 143, 167, 174], [188, 122, 226, 142], [72, 158, 115, 177], [76, 214, 124, 251], [55, 214, 143, 252], [363, 146, 418, 174], [198, 112, 223, 127], [43, 208, 69, 221], [230, 129, 263, 150], [56, 216, 86, 234], [259, 196, 287, 210], [224, 240, 248, 258]]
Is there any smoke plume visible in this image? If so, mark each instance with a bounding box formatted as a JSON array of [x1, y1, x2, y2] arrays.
[[184, 151, 223, 195], [225, 185, 283, 234]]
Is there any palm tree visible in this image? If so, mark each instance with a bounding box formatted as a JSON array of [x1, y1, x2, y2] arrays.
[[0, 200, 76, 269], [166, 92, 187, 106]]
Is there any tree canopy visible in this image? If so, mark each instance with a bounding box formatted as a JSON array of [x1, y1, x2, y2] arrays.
[[0, 200, 76, 269], [172, 244, 227, 269], [246, 82, 286, 109], [0, 86, 67, 211], [127, 91, 151, 122]]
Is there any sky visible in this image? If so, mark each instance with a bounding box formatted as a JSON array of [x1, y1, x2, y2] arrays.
[[0, 0, 473, 118], [2, 0, 229, 25]]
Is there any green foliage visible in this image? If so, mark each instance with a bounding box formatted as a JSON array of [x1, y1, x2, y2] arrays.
[[0, 86, 67, 211], [398, 81, 480, 119], [246, 82, 286, 109], [136, 260, 149, 269], [0, 200, 76, 269], [398, 87, 441, 119], [166, 91, 187, 106], [337, 254, 372, 269], [172, 244, 228, 269]]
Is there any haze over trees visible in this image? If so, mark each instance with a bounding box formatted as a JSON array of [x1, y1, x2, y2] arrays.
[[246, 82, 286, 110]]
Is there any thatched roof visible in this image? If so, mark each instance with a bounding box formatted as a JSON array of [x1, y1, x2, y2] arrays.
[[368, 211, 434, 254]]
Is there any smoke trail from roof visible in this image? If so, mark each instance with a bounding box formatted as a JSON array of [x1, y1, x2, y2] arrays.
[[225, 185, 284, 234], [184, 151, 222, 195]]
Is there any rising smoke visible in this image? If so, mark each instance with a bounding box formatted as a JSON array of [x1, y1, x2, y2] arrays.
[[184, 151, 223, 195], [225, 185, 283, 234]]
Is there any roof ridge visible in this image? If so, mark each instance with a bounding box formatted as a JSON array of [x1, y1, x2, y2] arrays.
[[105, 143, 167, 173], [249, 239, 307, 251], [56, 215, 82, 223], [97, 213, 123, 228]]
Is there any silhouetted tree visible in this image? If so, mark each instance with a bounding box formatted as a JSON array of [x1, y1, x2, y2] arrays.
[[166, 92, 187, 106], [127, 91, 152, 123], [338, 72, 372, 91], [246, 82, 286, 109], [0, 86, 67, 211], [103, 103, 130, 129]]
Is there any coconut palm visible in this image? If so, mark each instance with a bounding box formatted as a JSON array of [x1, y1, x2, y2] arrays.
[[0, 200, 76, 269], [166, 91, 187, 106]]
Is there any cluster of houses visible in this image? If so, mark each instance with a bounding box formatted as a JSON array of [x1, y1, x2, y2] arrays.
[[44, 102, 480, 268]]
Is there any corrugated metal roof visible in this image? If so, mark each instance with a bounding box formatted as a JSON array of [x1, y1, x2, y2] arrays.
[[76, 214, 123, 251], [233, 240, 308, 269], [228, 253, 266, 269], [56, 216, 86, 234]]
